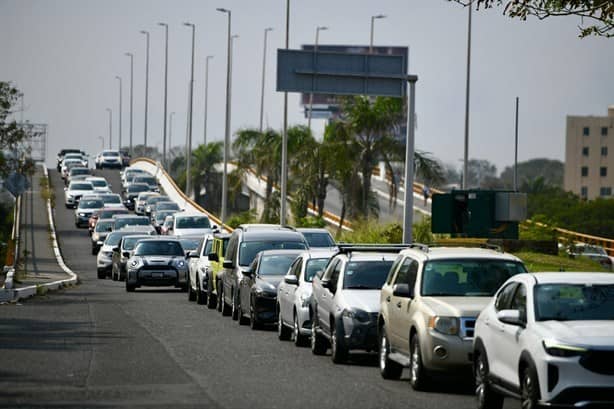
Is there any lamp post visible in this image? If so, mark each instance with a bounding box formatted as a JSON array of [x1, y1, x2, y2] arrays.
[[204, 55, 214, 145], [115, 75, 122, 150], [169, 111, 175, 152], [280, 0, 290, 226], [183, 22, 196, 197], [140, 30, 150, 148], [259, 27, 273, 133], [462, 4, 472, 189], [307, 25, 328, 130], [369, 14, 386, 53], [124, 52, 134, 155], [106, 108, 112, 149], [217, 7, 231, 225], [158, 23, 169, 167]]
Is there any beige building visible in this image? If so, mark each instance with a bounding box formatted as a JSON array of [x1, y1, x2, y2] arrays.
[[565, 106, 614, 200]]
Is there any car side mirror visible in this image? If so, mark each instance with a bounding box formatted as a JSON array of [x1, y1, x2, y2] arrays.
[[187, 251, 198, 258], [223, 259, 233, 269], [208, 253, 219, 262], [284, 275, 298, 285], [242, 268, 253, 277], [497, 309, 525, 327], [122, 251, 130, 258], [112, 246, 119, 252], [392, 283, 413, 298]]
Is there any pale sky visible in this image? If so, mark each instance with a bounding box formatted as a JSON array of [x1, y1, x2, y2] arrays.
[[1, 0, 612, 173]]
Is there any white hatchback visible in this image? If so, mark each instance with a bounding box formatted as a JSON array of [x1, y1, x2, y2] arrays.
[[473, 272, 614, 409]]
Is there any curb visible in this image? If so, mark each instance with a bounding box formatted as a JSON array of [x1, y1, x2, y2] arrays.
[[0, 164, 78, 303]]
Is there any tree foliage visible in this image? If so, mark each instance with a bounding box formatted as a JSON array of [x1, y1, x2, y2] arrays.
[[0, 82, 34, 179], [500, 158, 564, 189]]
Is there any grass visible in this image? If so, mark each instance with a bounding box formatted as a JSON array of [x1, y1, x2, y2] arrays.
[[513, 251, 609, 272]]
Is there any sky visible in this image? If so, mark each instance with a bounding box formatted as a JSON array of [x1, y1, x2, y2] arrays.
[[1, 0, 612, 174]]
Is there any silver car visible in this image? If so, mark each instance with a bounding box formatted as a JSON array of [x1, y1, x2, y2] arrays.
[[277, 250, 334, 346], [125, 238, 189, 292]]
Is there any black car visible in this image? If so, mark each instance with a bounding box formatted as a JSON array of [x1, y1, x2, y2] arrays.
[[238, 249, 304, 328], [122, 183, 150, 210]]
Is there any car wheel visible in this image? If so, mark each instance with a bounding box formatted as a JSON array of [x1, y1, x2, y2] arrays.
[[221, 287, 231, 316], [216, 281, 223, 312], [379, 324, 403, 379], [111, 265, 118, 281], [475, 350, 504, 409], [196, 278, 207, 305], [310, 313, 327, 355], [188, 276, 196, 302], [293, 313, 307, 347], [277, 308, 291, 341], [520, 365, 540, 409], [331, 320, 348, 364], [238, 302, 249, 325], [91, 246, 97, 256], [249, 300, 262, 330], [231, 289, 239, 321], [97, 269, 106, 279], [409, 334, 430, 391], [126, 283, 136, 292], [207, 280, 216, 309]]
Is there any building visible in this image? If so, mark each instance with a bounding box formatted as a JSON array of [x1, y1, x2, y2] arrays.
[[565, 106, 614, 200]]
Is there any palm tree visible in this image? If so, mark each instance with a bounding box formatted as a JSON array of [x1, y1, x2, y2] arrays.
[[190, 142, 223, 207]]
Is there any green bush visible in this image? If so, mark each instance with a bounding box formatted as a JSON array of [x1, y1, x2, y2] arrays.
[[339, 219, 402, 244], [226, 210, 258, 229], [294, 216, 326, 228]]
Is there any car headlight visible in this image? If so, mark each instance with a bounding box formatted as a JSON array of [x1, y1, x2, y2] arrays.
[[428, 316, 459, 335], [129, 258, 143, 270], [92, 233, 100, 241], [78, 212, 86, 217], [174, 259, 186, 269], [543, 339, 587, 357], [101, 251, 113, 258], [342, 308, 370, 323]]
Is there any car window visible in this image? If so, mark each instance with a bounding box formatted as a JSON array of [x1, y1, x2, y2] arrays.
[[534, 284, 614, 321], [289, 258, 302, 277], [179, 238, 201, 253], [176, 216, 210, 229], [134, 241, 184, 256], [238, 240, 307, 266], [494, 282, 518, 311], [257, 254, 300, 276], [78, 199, 104, 209], [322, 259, 339, 281], [226, 234, 239, 263], [301, 232, 335, 248], [122, 236, 147, 251], [95, 220, 114, 232], [328, 260, 343, 290], [386, 256, 403, 285], [101, 195, 121, 204], [509, 284, 527, 321], [343, 260, 394, 290], [393, 257, 418, 288], [201, 239, 213, 257], [71, 183, 93, 190], [304, 258, 330, 282]]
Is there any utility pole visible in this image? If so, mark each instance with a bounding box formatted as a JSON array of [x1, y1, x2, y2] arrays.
[[125, 52, 134, 154], [259, 28, 273, 133], [140, 30, 150, 147]]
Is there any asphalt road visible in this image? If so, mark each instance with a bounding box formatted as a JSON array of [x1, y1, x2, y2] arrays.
[[0, 168, 515, 409]]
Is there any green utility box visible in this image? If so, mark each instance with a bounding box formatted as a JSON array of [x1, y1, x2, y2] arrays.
[[432, 190, 527, 239]]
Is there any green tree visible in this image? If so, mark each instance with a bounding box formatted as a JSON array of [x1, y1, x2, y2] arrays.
[[0, 82, 34, 178], [190, 142, 223, 206], [500, 158, 564, 189]]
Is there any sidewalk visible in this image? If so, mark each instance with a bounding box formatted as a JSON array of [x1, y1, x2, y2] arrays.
[[1, 166, 75, 302]]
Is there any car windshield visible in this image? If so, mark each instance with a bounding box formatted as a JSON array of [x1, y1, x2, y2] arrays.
[[134, 241, 184, 256], [101, 195, 121, 204], [155, 211, 174, 223], [157, 202, 179, 211], [115, 218, 149, 229], [305, 258, 331, 282], [122, 236, 148, 251], [128, 184, 148, 192], [176, 216, 210, 229], [147, 196, 168, 205], [71, 183, 93, 190], [421, 259, 527, 297], [105, 232, 125, 246], [135, 177, 155, 185], [95, 220, 114, 232], [535, 284, 614, 321], [301, 232, 335, 248], [258, 254, 300, 276], [71, 168, 89, 175], [239, 241, 307, 266], [342, 260, 394, 289], [179, 238, 201, 252], [102, 152, 118, 157], [78, 199, 103, 209], [100, 210, 128, 218], [573, 245, 607, 256], [90, 180, 107, 187]]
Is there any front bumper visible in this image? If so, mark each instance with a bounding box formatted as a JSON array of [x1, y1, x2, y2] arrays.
[[422, 330, 473, 372], [127, 267, 187, 287], [75, 213, 92, 226], [253, 293, 277, 323], [341, 315, 379, 351]]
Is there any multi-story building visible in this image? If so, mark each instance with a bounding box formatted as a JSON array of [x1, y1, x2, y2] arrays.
[[565, 106, 614, 200]]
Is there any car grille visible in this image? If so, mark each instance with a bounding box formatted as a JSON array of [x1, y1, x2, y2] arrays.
[[460, 317, 476, 338], [580, 350, 614, 375]]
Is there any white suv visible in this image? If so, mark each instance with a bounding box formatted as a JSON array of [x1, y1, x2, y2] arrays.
[[474, 272, 614, 409]]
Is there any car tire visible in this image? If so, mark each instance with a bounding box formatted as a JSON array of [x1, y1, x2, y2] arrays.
[[216, 281, 223, 312], [277, 309, 291, 341], [231, 289, 239, 321], [206, 280, 216, 309], [91, 246, 97, 256], [293, 313, 307, 347], [475, 349, 504, 409], [311, 313, 328, 355], [126, 283, 136, 292], [249, 300, 262, 330], [188, 276, 196, 302], [221, 287, 231, 316], [196, 278, 207, 305], [111, 266, 118, 281], [97, 269, 106, 279], [238, 303, 249, 325], [331, 320, 349, 364], [520, 365, 540, 409], [409, 334, 430, 391], [379, 324, 403, 380]]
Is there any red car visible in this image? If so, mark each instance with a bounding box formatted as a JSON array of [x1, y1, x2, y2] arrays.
[[88, 207, 130, 235]]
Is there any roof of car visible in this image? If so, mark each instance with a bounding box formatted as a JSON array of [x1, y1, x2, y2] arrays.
[[242, 229, 306, 241], [399, 246, 521, 262], [113, 214, 149, 220], [531, 272, 614, 285], [257, 249, 305, 257], [334, 252, 400, 262], [296, 228, 331, 234], [85, 176, 106, 181]]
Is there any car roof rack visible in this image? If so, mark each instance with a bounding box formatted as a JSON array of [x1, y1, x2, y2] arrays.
[[429, 239, 504, 253], [336, 244, 408, 255]]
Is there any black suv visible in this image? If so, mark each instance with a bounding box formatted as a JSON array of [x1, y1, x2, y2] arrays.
[[219, 225, 308, 321]]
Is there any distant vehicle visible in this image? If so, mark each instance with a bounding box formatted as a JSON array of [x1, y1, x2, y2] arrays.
[[95, 150, 123, 169], [62, 152, 88, 168], [131, 175, 159, 192], [125, 238, 189, 292], [135, 192, 159, 215], [297, 228, 337, 250], [152, 210, 176, 234], [120, 150, 131, 167], [175, 235, 202, 256], [61, 159, 84, 179], [170, 213, 217, 238], [85, 176, 112, 193], [144, 195, 170, 216], [74, 197, 104, 228], [66, 167, 92, 186], [122, 183, 150, 210], [121, 168, 149, 190], [64, 181, 94, 208], [160, 215, 174, 235], [112, 215, 151, 231], [88, 207, 129, 235], [474, 272, 614, 409], [57, 149, 85, 171], [210, 233, 231, 310], [90, 218, 115, 255], [97, 193, 125, 210], [150, 201, 181, 223], [567, 243, 612, 271]]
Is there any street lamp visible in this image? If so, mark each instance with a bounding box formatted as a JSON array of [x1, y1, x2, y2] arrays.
[[259, 27, 273, 133], [183, 22, 196, 197], [217, 7, 231, 225], [125, 52, 134, 155], [115, 75, 122, 150], [140, 30, 150, 148], [307, 25, 328, 130], [462, 5, 472, 189], [169, 111, 175, 152], [280, 0, 290, 226], [369, 14, 386, 53], [204, 55, 214, 146], [105, 108, 112, 149], [158, 22, 169, 167]]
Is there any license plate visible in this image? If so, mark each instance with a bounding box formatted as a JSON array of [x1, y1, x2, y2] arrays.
[[151, 272, 163, 279]]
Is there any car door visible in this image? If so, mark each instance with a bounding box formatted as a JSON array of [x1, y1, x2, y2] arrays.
[[280, 258, 302, 324], [223, 234, 239, 304], [389, 256, 419, 353], [497, 283, 527, 386], [240, 257, 258, 311], [313, 258, 338, 334], [486, 282, 519, 378], [320, 259, 342, 336]]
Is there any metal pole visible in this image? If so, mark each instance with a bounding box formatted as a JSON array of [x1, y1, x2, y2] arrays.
[[308, 26, 327, 131], [106, 108, 112, 149], [125, 52, 134, 155], [169, 111, 175, 152], [369, 14, 386, 54], [259, 28, 273, 133], [115, 76, 122, 150], [280, 0, 290, 226], [204, 55, 213, 145], [217, 8, 232, 225], [514, 96, 519, 191], [183, 23, 196, 197], [403, 76, 418, 244], [462, 4, 472, 189], [140, 30, 150, 148], [158, 23, 169, 167]]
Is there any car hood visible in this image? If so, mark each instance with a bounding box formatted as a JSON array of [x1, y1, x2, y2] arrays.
[[421, 296, 491, 318], [338, 289, 381, 313], [174, 228, 213, 237], [255, 275, 284, 291], [534, 321, 614, 348]]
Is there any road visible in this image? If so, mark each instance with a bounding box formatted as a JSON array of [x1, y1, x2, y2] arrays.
[[0, 168, 514, 409]]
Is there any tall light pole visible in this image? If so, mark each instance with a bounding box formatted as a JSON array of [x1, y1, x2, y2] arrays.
[[115, 76, 123, 150], [369, 14, 386, 53], [125, 52, 134, 155], [280, 0, 290, 226], [204, 55, 214, 145], [140, 30, 150, 148], [259, 27, 273, 133], [169, 111, 175, 152], [307, 25, 328, 130], [183, 22, 196, 197], [217, 7, 231, 225], [462, 4, 472, 189], [158, 23, 169, 167], [106, 108, 112, 149]]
